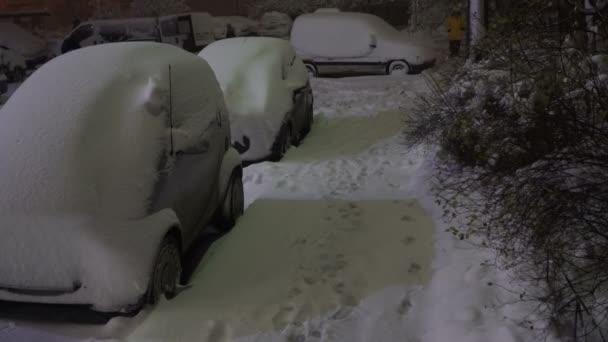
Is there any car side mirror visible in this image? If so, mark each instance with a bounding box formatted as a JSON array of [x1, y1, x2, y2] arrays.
[[370, 34, 378, 48]]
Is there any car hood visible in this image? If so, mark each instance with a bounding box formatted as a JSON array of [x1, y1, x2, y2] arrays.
[[0, 210, 178, 311]]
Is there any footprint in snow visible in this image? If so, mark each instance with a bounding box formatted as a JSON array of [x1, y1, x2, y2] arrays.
[[402, 236, 416, 246], [401, 215, 414, 222], [276, 179, 288, 188], [206, 321, 228, 342], [288, 287, 302, 299], [254, 173, 264, 185], [408, 262, 422, 275]]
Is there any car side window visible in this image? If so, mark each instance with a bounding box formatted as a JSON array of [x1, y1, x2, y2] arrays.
[[161, 18, 178, 36]]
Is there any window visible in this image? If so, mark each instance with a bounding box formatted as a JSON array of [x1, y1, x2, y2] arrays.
[[99, 24, 127, 42], [161, 18, 178, 36]]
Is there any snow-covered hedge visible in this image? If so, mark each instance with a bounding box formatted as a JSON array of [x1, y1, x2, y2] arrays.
[[405, 1, 608, 339]]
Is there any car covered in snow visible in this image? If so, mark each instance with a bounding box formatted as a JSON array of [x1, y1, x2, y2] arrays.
[[0, 23, 49, 68], [290, 11, 436, 76], [199, 37, 314, 163], [0, 45, 27, 82], [0, 42, 244, 313], [61, 18, 159, 54]]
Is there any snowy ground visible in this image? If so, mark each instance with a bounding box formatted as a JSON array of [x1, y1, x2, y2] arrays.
[[1, 73, 558, 342]]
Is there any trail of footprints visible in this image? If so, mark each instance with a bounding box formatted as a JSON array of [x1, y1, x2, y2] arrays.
[[272, 201, 366, 340]]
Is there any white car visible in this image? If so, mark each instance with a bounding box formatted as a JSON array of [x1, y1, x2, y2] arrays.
[[199, 37, 314, 163], [0, 45, 27, 82], [0, 42, 243, 313], [290, 10, 436, 76]]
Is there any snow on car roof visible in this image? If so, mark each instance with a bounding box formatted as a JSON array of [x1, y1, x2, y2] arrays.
[[293, 11, 400, 37], [199, 37, 306, 119], [0, 42, 221, 219]]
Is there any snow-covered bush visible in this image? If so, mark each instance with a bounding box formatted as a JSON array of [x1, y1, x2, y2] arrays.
[[406, 1, 608, 339]]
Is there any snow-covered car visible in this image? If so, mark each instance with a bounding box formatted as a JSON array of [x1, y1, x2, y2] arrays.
[[0, 23, 49, 68], [291, 11, 437, 76], [61, 18, 159, 54], [258, 12, 293, 39], [199, 37, 314, 163], [0, 42, 244, 313], [0, 45, 27, 82]]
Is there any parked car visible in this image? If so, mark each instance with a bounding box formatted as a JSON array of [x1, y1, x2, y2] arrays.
[[0, 42, 244, 313], [0, 45, 27, 82], [290, 10, 436, 76], [159, 12, 217, 52], [61, 18, 159, 54], [199, 37, 313, 163], [0, 23, 49, 68]]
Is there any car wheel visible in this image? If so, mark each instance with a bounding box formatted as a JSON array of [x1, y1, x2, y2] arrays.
[[217, 168, 244, 231], [305, 63, 318, 77], [387, 60, 410, 76], [147, 234, 181, 305], [302, 102, 314, 137], [271, 123, 293, 161]]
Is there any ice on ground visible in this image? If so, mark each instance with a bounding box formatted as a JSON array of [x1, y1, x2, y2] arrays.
[[127, 199, 435, 341]]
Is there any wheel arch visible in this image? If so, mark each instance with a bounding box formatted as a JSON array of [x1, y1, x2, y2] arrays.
[[218, 147, 242, 203], [386, 59, 411, 75]]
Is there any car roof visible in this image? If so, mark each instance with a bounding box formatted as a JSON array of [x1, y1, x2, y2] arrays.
[[0, 42, 222, 218]]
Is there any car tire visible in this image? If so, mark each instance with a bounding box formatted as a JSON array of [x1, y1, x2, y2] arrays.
[[387, 60, 410, 75], [273, 123, 292, 161], [216, 168, 244, 231], [146, 233, 182, 305], [305, 63, 318, 77], [300, 102, 314, 140]]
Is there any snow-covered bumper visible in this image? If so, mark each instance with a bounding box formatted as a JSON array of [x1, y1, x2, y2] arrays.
[[230, 112, 286, 162], [0, 210, 178, 312]]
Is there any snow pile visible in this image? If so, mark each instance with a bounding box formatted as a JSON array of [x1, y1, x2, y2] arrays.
[[0, 23, 48, 61], [199, 37, 307, 160], [258, 12, 293, 39], [0, 42, 222, 311]]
